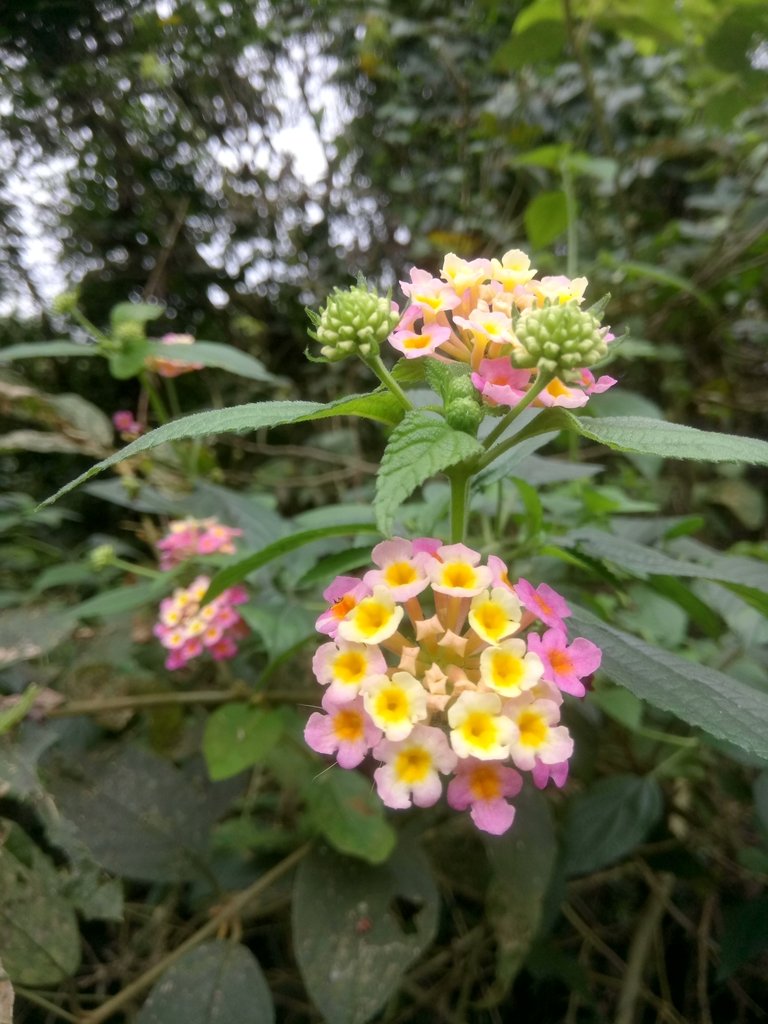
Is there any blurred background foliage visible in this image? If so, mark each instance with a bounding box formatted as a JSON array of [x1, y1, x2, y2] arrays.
[[1, 1, 767, 1022]]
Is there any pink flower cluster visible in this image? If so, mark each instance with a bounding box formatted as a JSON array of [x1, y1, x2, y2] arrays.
[[145, 333, 203, 378], [304, 538, 601, 835], [155, 518, 243, 570], [389, 250, 616, 409], [112, 409, 143, 439], [153, 576, 249, 670]]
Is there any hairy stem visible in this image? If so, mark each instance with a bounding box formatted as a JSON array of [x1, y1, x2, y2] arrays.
[[364, 354, 413, 411]]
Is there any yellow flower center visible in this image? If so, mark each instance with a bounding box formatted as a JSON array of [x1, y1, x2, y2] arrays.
[[459, 712, 498, 751], [518, 710, 547, 748], [373, 687, 409, 723], [332, 651, 368, 684], [472, 601, 508, 641], [394, 747, 431, 784], [384, 561, 418, 586], [489, 650, 525, 689], [352, 599, 391, 637], [550, 650, 573, 675], [468, 765, 502, 801], [441, 563, 477, 590], [332, 709, 365, 743], [404, 335, 432, 349], [546, 378, 571, 399]]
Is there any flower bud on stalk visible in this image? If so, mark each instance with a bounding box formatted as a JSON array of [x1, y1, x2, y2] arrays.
[[307, 279, 400, 363], [512, 301, 608, 376]]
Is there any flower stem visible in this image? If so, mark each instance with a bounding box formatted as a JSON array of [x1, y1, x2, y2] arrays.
[[480, 370, 554, 453], [364, 354, 413, 411], [111, 557, 164, 580], [448, 466, 471, 543]]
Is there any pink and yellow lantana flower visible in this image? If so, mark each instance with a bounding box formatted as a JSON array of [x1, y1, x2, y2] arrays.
[[304, 538, 601, 835]]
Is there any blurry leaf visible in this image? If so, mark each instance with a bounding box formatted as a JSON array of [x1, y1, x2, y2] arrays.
[[306, 770, 397, 865], [563, 775, 663, 875], [571, 607, 768, 759], [203, 705, 284, 781], [0, 341, 99, 362], [700, 478, 765, 530], [47, 746, 224, 882], [40, 394, 400, 509], [293, 839, 438, 1024], [0, 605, 73, 666], [241, 601, 316, 660], [608, 259, 716, 312], [205, 523, 380, 602], [524, 191, 568, 248], [375, 411, 483, 535], [110, 301, 165, 326], [66, 869, 124, 922], [754, 772, 768, 832], [136, 941, 274, 1024], [494, 22, 566, 68], [144, 340, 281, 384], [72, 577, 174, 618], [705, 6, 768, 73], [0, 428, 103, 455], [0, 686, 39, 735], [717, 897, 768, 980], [297, 546, 374, 587], [0, 822, 81, 986], [484, 788, 557, 1000], [108, 337, 150, 379], [590, 687, 643, 730], [0, 956, 12, 1024]]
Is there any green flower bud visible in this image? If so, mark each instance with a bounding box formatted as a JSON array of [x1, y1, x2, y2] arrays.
[[445, 392, 483, 436], [89, 544, 116, 570], [112, 321, 146, 348], [307, 279, 400, 363], [51, 290, 80, 315], [512, 300, 608, 375]]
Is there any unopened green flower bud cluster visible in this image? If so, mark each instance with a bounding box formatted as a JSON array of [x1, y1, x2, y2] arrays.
[[307, 280, 400, 363], [512, 301, 608, 375]]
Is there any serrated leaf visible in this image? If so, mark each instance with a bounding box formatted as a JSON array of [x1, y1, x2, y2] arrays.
[[571, 607, 768, 759], [305, 770, 396, 865], [484, 787, 556, 1000], [563, 775, 663, 876], [0, 824, 81, 986], [0, 341, 100, 361], [144, 340, 280, 384], [137, 941, 274, 1024], [204, 523, 380, 602], [203, 705, 284, 781], [293, 840, 438, 1024], [375, 411, 483, 535], [515, 409, 768, 466], [39, 393, 400, 509]]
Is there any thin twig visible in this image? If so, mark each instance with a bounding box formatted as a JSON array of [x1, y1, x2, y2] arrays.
[[697, 893, 716, 1024], [46, 688, 318, 718], [14, 987, 79, 1023], [81, 843, 311, 1024], [616, 873, 675, 1024]]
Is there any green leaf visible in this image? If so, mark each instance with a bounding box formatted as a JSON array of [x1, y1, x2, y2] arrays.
[[0, 341, 100, 361], [110, 301, 165, 326], [305, 770, 396, 865], [144, 340, 281, 384], [72, 577, 174, 619], [203, 705, 284, 781], [484, 788, 557, 1000], [137, 941, 274, 1024], [563, 775, 664, 876], [526, 410, 768, 466], [605, 257, 717, 312], [0, 823, 81, 986], [716, 898, 768, 980], [563, 527, 768, 594], [296, 546, 374, 588], [0, 686, 39, 735], [493, 21, 566, 69], [524, 191, 568, 248], [39, 394, 400, 509], [571, 607, 768, 759], [293, 840, 439, 1024], [47, 747, 229, 882], [205, 523, 381, 603], [108, 337, 150, 379], [375, 411, 483, 535], [0, 605, 73, 667]]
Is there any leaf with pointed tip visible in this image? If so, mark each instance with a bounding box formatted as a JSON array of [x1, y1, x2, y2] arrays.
[[144, 340, 281, 384]]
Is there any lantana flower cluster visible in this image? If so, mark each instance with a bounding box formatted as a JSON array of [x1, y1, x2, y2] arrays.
[[304, 538, 601, 835], [155, 517, 243, 570], [153, 517, 248, 670], [389, 250, 616, 409]]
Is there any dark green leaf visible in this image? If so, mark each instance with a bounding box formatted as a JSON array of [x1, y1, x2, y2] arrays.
[[137, 941, 274, 1024], [717, 898, 768, 980], [0, 605, 73, 667], [0, 341, 100, 361], [563, 775, 663, 875], [293, 840, 438, 1024], [203, 705, 285, 781], [72, 577, 174, 619], [524, 191, 568, 248]]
